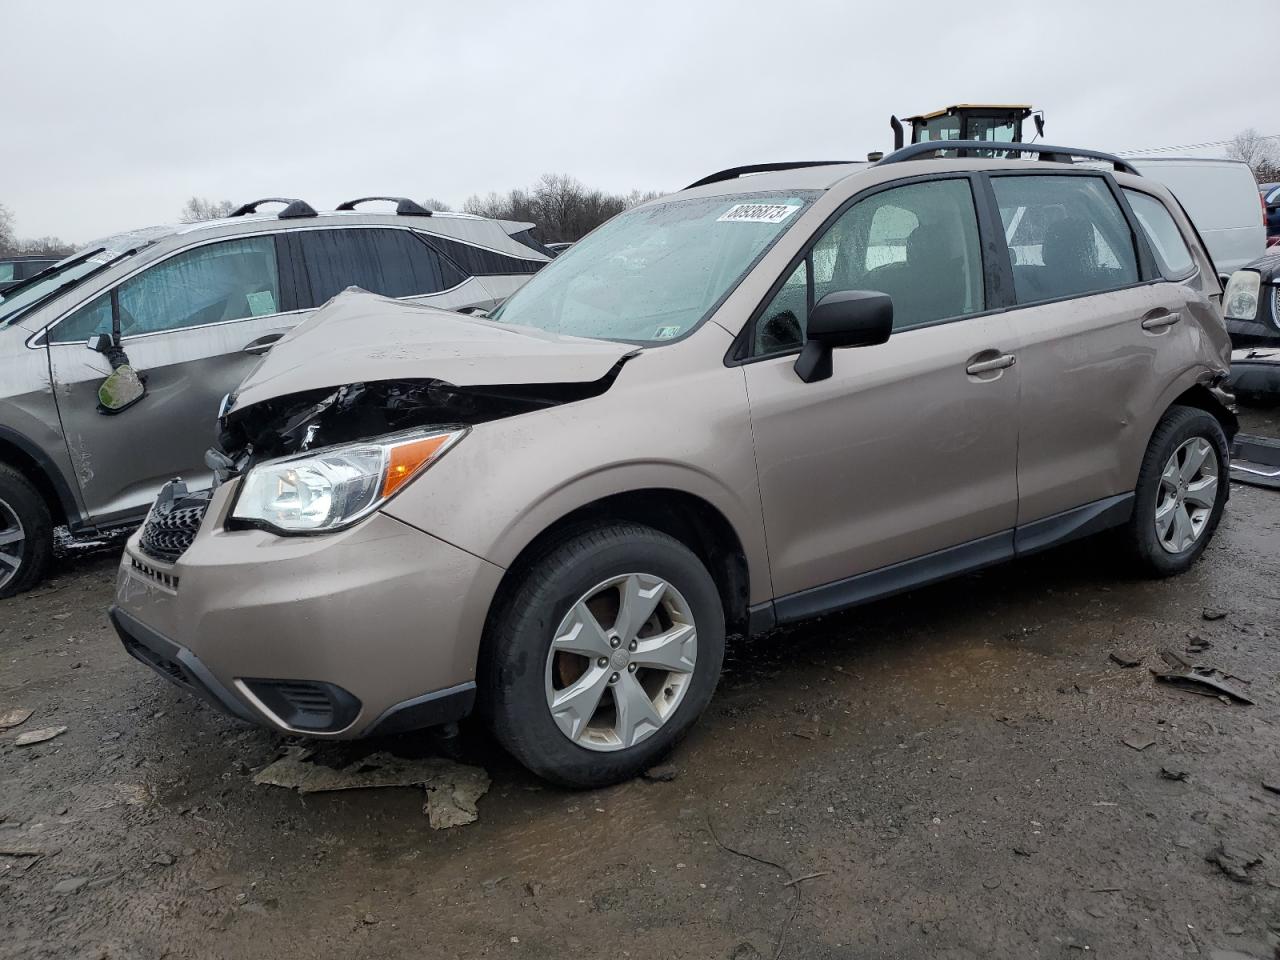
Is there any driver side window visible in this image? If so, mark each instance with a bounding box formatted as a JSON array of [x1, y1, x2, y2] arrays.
[[51, 236, 282, 345], [751, 178, 986, 356]]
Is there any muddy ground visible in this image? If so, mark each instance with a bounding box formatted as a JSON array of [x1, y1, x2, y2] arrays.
[[2, 409, 1278, 960]]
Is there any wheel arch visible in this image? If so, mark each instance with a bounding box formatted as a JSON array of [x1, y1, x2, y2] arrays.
[[491, 488, 753, 636], [0, 426, 77, 528], [1166, 381, 1239, 442]]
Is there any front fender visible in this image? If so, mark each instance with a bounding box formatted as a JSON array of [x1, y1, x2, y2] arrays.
[[380, 339, 772, 603]]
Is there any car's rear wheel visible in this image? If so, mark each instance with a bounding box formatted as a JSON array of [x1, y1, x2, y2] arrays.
[[0, 464, 53, 599], [482, 523, 724, 788], [1125, 406, 1229, 577]]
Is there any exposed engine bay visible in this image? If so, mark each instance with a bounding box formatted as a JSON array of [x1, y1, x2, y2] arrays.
[[213, 362, 630, 478]]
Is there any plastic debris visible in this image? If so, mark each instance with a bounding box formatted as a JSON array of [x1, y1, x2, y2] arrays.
[[13, 725, 67, 747], [0, 708, 33, 730], [253, 748, 489, 828], [1109, 653, 1142, 668], [1151, 651, 1254, 705], [1122, 737, 1155, 752]]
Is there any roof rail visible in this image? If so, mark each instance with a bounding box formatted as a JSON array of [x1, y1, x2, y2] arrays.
[[685, 160, 855, 190], [228, 197, 318, 219], [875, 141, 1140, 176], [335, 196, 433, 217]]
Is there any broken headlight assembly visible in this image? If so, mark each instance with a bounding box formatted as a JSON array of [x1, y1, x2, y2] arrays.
[[229, 428, 467, 534]]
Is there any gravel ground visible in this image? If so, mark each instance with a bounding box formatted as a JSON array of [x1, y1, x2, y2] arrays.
[[1, 408, 1278, 960]]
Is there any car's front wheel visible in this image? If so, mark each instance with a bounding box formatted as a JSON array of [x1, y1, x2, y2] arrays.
[[482, 523, 725, 788], [0, 464, 53, 599], [1125, 405, 1230, 577]]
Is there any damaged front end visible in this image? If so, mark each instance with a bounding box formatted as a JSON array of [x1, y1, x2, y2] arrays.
[[215, 369, 627, 469], [135, 291, 640, 560], [135, 365, 632, 563]]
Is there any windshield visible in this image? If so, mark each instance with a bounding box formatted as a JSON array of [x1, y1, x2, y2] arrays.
[[490, 191, 817, 343], [0, 224, 172, 327], [0, 252, 108, 324]]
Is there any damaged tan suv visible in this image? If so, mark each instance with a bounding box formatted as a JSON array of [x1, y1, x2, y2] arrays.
[[111, 143, 1237, 787]]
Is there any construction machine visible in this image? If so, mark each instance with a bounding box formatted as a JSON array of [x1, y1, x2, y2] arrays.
[[889, 104, 1045, 156]]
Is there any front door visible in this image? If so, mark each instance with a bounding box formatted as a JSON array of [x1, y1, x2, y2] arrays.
[[45, 234, 304, 527], [741, 176, 1021, 605]]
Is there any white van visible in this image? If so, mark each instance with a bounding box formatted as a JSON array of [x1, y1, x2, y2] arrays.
[[1131, 158, 1265, 278]]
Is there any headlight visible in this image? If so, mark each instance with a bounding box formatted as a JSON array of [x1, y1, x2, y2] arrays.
[[1224, 269, 1261, 321], [231, 428, 466, 534]]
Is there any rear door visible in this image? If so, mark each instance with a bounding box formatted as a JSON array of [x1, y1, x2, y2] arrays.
[[293, 227, 499, 311], [45, 233, 305, 526], [987, 172, 1193, 529]]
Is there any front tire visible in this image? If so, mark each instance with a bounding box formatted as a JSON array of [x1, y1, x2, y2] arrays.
[[482, 523, 725, 788], [1125, 406, 1229, 577], [0, 464, 54, 599]]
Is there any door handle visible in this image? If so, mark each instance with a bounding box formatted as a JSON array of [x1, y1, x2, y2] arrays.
[[1141, 311, 1181, 331], [966, 353, 1017, 375], [242, 333, 284, 355]]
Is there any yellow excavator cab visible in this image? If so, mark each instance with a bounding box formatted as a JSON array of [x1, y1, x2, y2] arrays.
[[891, 104, 1044, 152]]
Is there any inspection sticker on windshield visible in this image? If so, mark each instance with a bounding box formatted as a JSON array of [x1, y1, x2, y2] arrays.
[[717, 203, 801, 224]]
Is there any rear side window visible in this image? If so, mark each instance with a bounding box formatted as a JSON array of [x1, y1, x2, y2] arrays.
[[50, 236, 281, 343], [298, 229, 467, 305], [1123, 190, 1195, 280], [425, 234, 543, 276], [991, 175, 1138, 304]]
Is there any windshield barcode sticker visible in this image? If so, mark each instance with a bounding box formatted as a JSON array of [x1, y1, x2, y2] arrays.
[[717, 203, 801, 224]]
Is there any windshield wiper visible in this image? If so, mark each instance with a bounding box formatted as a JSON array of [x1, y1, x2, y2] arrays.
[[0, 248, 102, 305], [1, 247, 140, 328]]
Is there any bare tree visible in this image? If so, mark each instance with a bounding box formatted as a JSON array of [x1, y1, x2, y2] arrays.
[[421, 197, 453, 212], [463, 175, 663, 243], [14, 236, 75, 257], [0, 203, 75, 258], [179, 197, 237, 223], [0, 203, 15, 256], [1225, 129, 1280, 181]]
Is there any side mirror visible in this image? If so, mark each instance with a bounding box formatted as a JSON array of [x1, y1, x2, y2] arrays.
[[793, 290, 893, 383], [86, 333, 114, 354], [97, 364, 146, 414]]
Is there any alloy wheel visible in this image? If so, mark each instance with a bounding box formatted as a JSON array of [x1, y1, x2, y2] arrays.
[[1155, 437, 1218, 554], [0, 498, 26, 591], [544, 572, 698, 752]]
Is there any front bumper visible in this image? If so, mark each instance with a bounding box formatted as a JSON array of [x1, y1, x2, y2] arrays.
[[113, 483, 504, 738], [1227, 347, 1280, 398]]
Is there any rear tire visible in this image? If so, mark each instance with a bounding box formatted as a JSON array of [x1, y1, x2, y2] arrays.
[[482, 523, 724, 788], [0, 464, 54, 599], [1125, 406, 1229, 578]]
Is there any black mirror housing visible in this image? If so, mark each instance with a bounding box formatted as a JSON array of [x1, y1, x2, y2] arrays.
[[86, 333, 114, 354], [794, 290, 893, 383]]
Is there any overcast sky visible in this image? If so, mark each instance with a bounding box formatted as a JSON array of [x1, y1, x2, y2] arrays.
[[5, 0, 1274, 243]]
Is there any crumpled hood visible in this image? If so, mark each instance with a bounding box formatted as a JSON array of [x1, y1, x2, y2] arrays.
[[231, 289, 636, 410]]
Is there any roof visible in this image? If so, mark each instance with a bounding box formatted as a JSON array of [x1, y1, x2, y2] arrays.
[[678, 162, 870, 197], [903, 103, 1032, 122]]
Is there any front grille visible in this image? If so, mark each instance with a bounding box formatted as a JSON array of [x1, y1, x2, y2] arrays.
[[130, 555, 180, 590], [139, 488, 212, 563]]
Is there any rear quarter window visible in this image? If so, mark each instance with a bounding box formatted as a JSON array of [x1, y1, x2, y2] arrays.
[[1123, 189, 1196, 280]]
